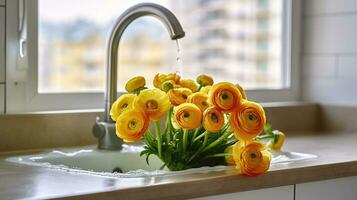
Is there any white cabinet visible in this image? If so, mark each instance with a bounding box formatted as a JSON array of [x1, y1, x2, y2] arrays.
[[191, 185, 294, 200], [0, 7, 4, 83], [296, 176, 357, 200]]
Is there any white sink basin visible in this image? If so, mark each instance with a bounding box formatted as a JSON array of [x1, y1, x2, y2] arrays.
[[7, 145, 317, 178]]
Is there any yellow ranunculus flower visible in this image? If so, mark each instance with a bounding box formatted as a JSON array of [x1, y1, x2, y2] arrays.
[[173, 103, 202, 129], [236, 84, 247, 100], [230, 100, 266, 141], [196, 74, 214, 86], [209, 82, 242, 112], [224, 145, 235, 166], [153, 73, 181, 89], [161, 80, 175, 92], [233, 140, 271, 176], [168, 88, 192, 106], [125, 76, 146, 93], [179, 79, 198, 92], [133, 89, 170, 121], [116, 109, 149, 142], [153, 73, 167, 89], [202, 106, 224, 133], [200, 85, 212, 94], [187, 92, 209, 112], [110, 93, 136, 121], [268, 131, 285, 151], [166, 73, 181, 84]]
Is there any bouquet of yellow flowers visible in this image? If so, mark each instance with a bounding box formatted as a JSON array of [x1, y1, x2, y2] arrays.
[[111, 73, 285, 176]]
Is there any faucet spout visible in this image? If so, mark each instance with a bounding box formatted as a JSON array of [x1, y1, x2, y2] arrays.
[[94, 3, 185, 150]]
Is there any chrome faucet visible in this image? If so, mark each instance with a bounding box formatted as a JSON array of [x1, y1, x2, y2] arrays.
[[93, 3, 185, 150]]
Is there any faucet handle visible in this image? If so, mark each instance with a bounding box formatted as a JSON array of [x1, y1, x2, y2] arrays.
[[92, 121, 123, 150], [92, 122, 105, 139]]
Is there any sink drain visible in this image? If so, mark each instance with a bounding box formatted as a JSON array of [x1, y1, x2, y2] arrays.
[[112, 167, 123, 173]]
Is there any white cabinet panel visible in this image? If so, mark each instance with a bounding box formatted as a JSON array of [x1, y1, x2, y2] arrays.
[[296, 176, 357, 200], [0, 7, 4, 82], [191, 185, 294, 200], [0, 84, 4, 113]]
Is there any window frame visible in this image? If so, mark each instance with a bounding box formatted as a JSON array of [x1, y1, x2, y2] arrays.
[[5, 0, 301, 113]]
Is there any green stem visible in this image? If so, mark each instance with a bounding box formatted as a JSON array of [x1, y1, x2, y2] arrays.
[[202, 131, 232, 153], [192, 127, 201, 139], [147, 129, 154, 137], [197, 85, 203, 91], [155, 121, 162, 158], [193, 131, 207, 143], [203, 153, 227, 159], [189, 131, 208, 162], [256, 135, 274, 140], [165, 107, 173, 143], [183, 129, 189, 152]]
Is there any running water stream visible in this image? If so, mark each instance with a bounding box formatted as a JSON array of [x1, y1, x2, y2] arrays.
[[175, 39, 183, 74]]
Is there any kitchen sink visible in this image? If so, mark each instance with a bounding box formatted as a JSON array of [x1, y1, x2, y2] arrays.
[[6, 144, 317, 178]]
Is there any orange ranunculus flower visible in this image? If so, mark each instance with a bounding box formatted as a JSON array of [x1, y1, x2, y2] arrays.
[[196, 74, 214, 86], [200, 85, 212, 94], [236, 84, 247, 100], [116, 109, 149, 142], [230, 100, 266, 141], [233, 140, 271, 176], [110, 93, 136, 121], [125, 76, 146, 93], [187, 92, 209, 112], [268, 131, 285, 151], [168, 87, 192, 106], [180, 79, 198, 92], [173, 103, 202, 129], [224, 145, 235, 166], [202, 106, 225, 133], [133, 89, 170, 121], [209, 82, 242, 112]]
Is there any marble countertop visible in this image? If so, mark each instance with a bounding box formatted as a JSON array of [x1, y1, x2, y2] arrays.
[[1, 131, 357, 200]]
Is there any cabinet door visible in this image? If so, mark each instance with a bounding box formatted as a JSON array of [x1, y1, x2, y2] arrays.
[[296, 176, 357, 200], [190, 185, 294, 200]]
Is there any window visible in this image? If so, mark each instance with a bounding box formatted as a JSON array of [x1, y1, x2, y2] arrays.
[[6, 0, 300, 112]]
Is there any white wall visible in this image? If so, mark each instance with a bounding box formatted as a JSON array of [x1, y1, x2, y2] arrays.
[[302, 0, 357, 105]]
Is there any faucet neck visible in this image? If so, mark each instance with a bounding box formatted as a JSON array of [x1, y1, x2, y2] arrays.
[[104, 3, 185, 122]]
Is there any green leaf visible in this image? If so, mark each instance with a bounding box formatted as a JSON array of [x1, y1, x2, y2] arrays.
[[140, 150, 149, 157], [160, 163, 167, 170], [264, 124, 274, 136]]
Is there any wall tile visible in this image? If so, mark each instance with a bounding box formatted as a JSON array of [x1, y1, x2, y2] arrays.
[[0, 0, 4, 6], [302, 79, 357, 105], [302, 56, 336, 78], [338, 55, 357, 78], [303, 15, 357, 54], [304, 0, 357, 15], [0, 84, 4, 113]]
